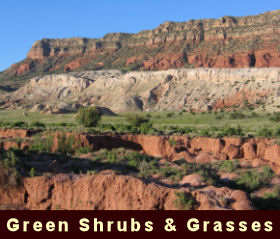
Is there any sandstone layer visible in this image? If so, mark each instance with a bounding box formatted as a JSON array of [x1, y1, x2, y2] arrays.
[[1, 129, 280, 174], [0, 173, 253, 210]]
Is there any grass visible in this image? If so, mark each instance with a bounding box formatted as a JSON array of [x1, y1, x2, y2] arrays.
[[214, 159, 240, 173], [1, 109, 280, 137], [225, 166, 275, 193], [29, 134, 54, 153]]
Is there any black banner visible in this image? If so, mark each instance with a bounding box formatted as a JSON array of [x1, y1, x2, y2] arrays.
[[0, 210, 278, 238]]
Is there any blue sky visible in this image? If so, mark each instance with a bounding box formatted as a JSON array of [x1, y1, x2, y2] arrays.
[[0, 0, 279, 71]]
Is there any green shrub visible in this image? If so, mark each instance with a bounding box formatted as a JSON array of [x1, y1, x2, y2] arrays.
[[0, 121, 11, 127], [0, 149, 22, 186], [125, 152, 156, 178], [126, 152, 150, 167], [29, 167, 36, 177], [174, 192, 197, 210], [139, 122, 153, 134], [229, 112, 246, 119], [159, 167, 181, 180], [215, 115, 224, 120], [235, 167, 273, 192], [146, 113, 152, 119], [274, 128, 280, 137], [10, 121, 28, 128], [257, 127, 273, 137], [261, 165, 274, 179], [200, 128, 212, 137], [125, 114, 149, 127], [190, 110, 195, 115], [236, 170, 262, 191], [138, 161, 151, 179], [216, 159, 239, 173], [29, 135, 54, 153], [4, 150, 20, 168], [56, 134, 75, 154], [125, 114, 153, 134], [76, 107, 101, 127], [76, 147, 91, 154], [106, 151, 117, 163], [269, 112, 280, 122], [219, 125, 243, 136], [30, 121, 46, 128], [249, 112, 259, 118], [166, 112, 175, 118], [181, 127, 193, 134], [170, 170, 183, 183], [181, 162, 219, 185], [168, 137, 177, 146]]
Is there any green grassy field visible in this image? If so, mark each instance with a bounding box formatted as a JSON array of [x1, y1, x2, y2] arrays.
[[0, 109, 279, 137]]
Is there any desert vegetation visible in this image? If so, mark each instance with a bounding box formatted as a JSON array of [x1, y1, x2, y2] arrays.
[[1, 109, 280, 138]]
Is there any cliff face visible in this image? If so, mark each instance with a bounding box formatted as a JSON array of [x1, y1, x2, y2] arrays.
[[0, 173, 253, 210], [1, 10, 280, 90], [1, 129, 280, 175]]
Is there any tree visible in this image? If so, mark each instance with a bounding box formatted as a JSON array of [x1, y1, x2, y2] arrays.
[[76, 107, 101, 127]]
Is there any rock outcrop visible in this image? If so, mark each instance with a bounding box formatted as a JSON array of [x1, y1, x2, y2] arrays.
[[1, 10, 279, 90], [1, 129, 280, 174], [0, 173, 253, 210], [1, 68, 280, 112]]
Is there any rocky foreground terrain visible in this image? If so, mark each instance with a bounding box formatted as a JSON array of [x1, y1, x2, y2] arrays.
[[1, 68, 280, 113], [1, 129, 280, 210], [0, 10, 279, 90]]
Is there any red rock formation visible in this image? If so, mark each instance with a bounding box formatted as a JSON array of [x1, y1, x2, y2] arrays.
[[125, 56, 144, 66], [142, 53, 185, 70], [64, 56, 95, 72], [0, 173, 253, 210], [15, 62, 35, 76], [1, 10, 279, 82], [0, 129, 32, 138], [2, 129, 280, 174]]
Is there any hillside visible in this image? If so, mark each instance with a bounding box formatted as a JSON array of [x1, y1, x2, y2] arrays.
[[0, 68, 279, 113], [0, 10, 280, 90]]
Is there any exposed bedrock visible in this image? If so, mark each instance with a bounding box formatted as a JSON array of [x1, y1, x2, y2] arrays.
[[1, 129, 280, 174], [0, 173, 253, 210], [1, 68, 280, 112]]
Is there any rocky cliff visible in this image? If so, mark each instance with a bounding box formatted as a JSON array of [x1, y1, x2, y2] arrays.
[[1, 10, 280, 90], [1, 68, 280, 112]]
